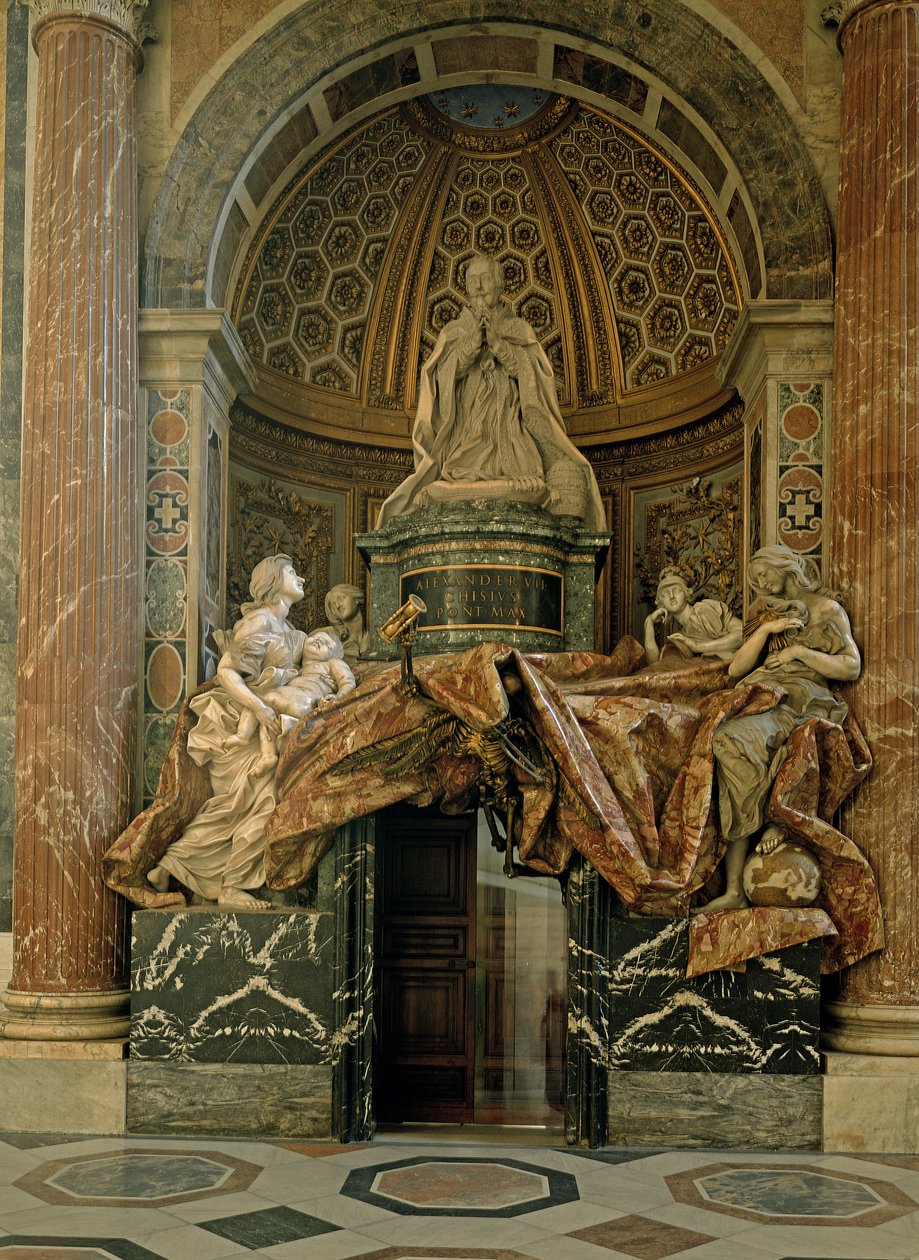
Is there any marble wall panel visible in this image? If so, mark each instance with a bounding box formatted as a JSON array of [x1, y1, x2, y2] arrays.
[[127, 1061, 332, 1137], [605, 918, 821, 1075], [776, 380, 826, 566], [656, 100, 727, 197], [608, 1070, 822, 1149], [131, 909, 336, 1065], [143, 390, 191, 806]]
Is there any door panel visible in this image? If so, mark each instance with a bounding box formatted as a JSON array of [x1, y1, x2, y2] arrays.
[[374, 805, 566, 1131], [375, 807, 476, 1123]]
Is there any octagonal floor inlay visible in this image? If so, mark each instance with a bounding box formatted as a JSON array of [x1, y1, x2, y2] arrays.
[[14, 1148, 263, 1207], [342, 1157, 579, 1216], [697, 1168, 884, 1218], [374, 1161, 548, 1209], [666, 1162, 919, 1227]]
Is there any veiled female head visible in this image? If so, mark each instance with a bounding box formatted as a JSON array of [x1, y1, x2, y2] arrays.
[[748, 545, 820, 599]]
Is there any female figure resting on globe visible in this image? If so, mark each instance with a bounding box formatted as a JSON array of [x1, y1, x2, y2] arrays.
[[701, 544, 861, 912], [146, 554, 312, 909]]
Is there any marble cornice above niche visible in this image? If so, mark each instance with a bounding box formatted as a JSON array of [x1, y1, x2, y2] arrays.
[[20, 0, 155, 45]]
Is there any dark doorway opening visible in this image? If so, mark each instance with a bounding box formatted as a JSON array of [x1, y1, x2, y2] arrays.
[[373, 804, 567, 1133]]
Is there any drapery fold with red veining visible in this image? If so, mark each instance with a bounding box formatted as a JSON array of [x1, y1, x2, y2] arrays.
[[103, 640, 882, 975]]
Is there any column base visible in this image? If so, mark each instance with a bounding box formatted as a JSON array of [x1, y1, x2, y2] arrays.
[[823, 1051, 919, 1153], [0, 988, 130, 1040], [822, 1000, 919, 1056]]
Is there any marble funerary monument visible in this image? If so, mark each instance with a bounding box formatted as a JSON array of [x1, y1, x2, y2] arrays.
[[0, 0, 916, 1153]]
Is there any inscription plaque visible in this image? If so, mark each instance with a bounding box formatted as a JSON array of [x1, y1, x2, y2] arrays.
[[400, 565, 564, 635]]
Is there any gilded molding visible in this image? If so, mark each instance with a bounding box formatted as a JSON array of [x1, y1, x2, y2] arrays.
[[22, 0, 155, 43], [404, 94, 575, 153]]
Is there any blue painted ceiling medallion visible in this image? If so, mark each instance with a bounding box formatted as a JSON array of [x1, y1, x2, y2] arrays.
[[427, 84, 553, 130]]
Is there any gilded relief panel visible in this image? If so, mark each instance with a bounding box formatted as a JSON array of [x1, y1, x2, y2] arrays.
[[227, 470, 338, 634]]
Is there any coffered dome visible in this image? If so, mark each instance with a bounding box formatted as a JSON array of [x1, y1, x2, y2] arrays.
[[232, 89, 742, 441]]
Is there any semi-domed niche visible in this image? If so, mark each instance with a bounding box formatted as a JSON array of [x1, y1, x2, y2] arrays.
[[231, 86, 741, 442]]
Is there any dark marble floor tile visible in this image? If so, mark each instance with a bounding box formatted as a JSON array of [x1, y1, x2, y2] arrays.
[[569, 1214, 716, 1258], [0, 1240, 164, 1260], [555, 1147, 665, 1164], [199, 1204, 339, 1247]]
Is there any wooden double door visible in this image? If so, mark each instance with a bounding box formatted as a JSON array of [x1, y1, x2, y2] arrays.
[[373, 805, 566, 1126]]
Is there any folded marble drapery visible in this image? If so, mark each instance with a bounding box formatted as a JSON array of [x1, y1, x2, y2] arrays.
[[103, 640, 883, 975]]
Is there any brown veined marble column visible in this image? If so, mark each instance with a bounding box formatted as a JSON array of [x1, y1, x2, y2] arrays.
[[0, 2, 147, 1040], [826, 0, 919, 1054]]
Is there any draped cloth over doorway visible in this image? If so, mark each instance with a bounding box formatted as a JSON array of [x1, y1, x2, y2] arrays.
[[104, 641, 883, 977]]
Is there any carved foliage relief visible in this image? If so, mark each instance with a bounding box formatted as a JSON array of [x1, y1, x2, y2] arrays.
[[633, 468, 743, 638], [227, 474, 335, 633]]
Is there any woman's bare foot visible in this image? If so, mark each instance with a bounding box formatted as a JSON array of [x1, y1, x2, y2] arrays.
[[147, 864, 170, 893], [217, 886, 271, 909], [693, 889, 749, 914]]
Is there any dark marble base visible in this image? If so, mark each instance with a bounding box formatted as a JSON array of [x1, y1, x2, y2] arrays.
[[126, 1061, 333, 1137], [130, 908, 334, 1064], [607, 1071, 822, 1150], [606, 917, 821, 1074]]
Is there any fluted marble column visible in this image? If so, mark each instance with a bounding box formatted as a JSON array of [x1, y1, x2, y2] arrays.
[[826, 0, 919, 1054], [1, 1, 147, 1039]]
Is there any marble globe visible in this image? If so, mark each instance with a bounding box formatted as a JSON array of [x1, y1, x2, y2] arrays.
[[742, 842, 822, 908]]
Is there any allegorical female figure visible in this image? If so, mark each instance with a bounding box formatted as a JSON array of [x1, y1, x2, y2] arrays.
[[146, 554, 310, 908], [701, 545, 861, 911], [643, 568, 742, 664]]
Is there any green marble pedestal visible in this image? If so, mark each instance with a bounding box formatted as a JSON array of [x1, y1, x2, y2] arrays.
[[356, 501, 609, 655]]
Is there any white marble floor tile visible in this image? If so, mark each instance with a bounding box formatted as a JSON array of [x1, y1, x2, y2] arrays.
[[0, 1203, 188, 1235], [137, 1222, 255, 1259], [158, 1188, 285, 1222], [573, 1169, 676, 1214], [736, 1222, 919, 1258], [660, 1233, 787, 1259], [248, 1161, 347, 1202], [287, 1190, 398, 1227], [351, 1210, 558, 1250], [261, 1227, 424, 1259], [0, 1183, 46, 1212], [509, 1197, 624, 1232], [638, 1198, 758, 1237]]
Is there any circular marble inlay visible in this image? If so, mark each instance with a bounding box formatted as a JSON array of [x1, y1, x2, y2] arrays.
[[696, 1168, 884, 1218], [46, 1153, 232, 1201], [374, 1160, 548, 1209]]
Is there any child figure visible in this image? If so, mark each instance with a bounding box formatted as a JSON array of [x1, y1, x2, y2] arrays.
[[227, 630, 357, 772]]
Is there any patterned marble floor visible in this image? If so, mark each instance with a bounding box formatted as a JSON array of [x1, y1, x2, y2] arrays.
[[0, 1131, 917, 1260]]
